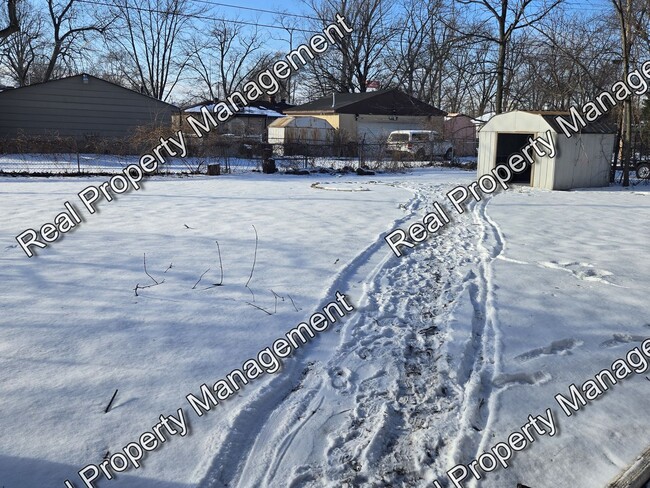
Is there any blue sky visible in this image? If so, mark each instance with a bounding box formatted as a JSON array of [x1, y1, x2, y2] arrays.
[[193, 0, 318, 47]]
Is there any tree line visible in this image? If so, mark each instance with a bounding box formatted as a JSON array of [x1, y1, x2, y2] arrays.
[[0, 0, 647, 114], [1, 0, 649, 182]]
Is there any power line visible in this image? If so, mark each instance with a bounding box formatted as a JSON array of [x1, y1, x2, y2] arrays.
[[75, 0, 630, 60], [190, 0, 318, 21], [77, 0, 322, 34]]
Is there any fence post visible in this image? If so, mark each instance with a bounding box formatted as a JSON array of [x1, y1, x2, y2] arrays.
[[359, 139, 365, 169]]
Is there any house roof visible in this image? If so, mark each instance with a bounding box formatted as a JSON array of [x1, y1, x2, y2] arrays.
[[285, 89, 446, 116], [0, 73, 179, 109], [473, 112, 496, 124], [184, 102, 284, 118]]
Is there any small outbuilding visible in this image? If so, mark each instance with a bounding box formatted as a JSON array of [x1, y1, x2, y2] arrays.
[[478, 110, 616, 190], [267, 116, 335, 145]]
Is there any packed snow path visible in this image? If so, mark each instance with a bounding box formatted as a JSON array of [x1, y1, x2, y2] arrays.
[[197, 181, 505, 487]]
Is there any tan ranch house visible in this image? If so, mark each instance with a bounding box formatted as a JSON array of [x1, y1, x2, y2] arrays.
[[270, 89, 447, 147]]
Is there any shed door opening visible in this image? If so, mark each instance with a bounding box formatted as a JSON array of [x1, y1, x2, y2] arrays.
[[496, 133, 532, 184]]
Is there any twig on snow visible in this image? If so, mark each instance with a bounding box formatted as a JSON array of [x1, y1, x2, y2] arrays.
[[245, 225, 258, 298], [215, 240, 224, 286], [134, 281, 163, 296], [270, 289, 285, 314], [105, 389, 119, 413], [143, 253, 161, 285], [245, 301, 273, 315], [192, 268, 211, 289], [287, 294, 301, 312]]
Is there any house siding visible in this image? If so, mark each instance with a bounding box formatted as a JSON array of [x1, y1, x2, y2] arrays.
[[0, 75, 177, 138]]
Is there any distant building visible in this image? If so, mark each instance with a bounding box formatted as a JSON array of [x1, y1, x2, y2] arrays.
[[278, 89, 447, 146], [267, 116, 337, 155], [478, 110, 616, 190], [443, 113, 481, 156], [0, 73, 178, 139], [174, 99, 291, 141]]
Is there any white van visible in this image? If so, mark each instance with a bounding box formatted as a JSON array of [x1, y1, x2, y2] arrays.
[[387, 130, 454, 160]]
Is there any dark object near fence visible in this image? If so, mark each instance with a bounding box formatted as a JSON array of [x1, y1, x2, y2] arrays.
[[207, 164, 221, 175], [286, 168, 310, 175], [262, 159, 277, 174], [356, 167, 375, 176]]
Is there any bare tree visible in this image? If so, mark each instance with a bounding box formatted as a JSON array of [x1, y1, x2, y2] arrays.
[[455, 0, 563, 113], [442, 33, 498, 115], [42, 0, 111, 82], [384, 0, 462, 108], [110, 0, 199, 101], [306, 0, 396, 93], [270, 14, 302, 103], [1, 0, 45, 86], [610, 0, 648, 185], [186, 18, 270, 101], [521, 12, 618, 110], [0, 0, 19, 39]]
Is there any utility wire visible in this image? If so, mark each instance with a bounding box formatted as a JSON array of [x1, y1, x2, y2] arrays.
[[77, 0, 322, 34]]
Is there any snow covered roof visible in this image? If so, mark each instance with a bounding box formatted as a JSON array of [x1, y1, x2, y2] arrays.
[[473, 112, 496, 124], [184, 103, 284, 118]]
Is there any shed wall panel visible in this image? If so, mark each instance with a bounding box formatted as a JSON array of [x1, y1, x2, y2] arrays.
[[553, 134, 614, 189], [477, 131, 495, 176]]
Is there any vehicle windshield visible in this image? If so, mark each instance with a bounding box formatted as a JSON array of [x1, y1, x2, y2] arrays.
[[411, 133, 429, 142], [388, 133, 409, 142]]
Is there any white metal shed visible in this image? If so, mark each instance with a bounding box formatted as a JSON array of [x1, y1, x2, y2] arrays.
[[478, 110, 616, 190], [267, 116, 335, 145]]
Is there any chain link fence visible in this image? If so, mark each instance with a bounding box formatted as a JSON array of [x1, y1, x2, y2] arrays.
[[0, 133, 476, 176], [611, 131, 650, 187]]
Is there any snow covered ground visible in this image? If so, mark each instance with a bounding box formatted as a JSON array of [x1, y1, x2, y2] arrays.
[[0, 152, 475, 175], [0, 166, 648, 488], [0, 153, 256, 174]]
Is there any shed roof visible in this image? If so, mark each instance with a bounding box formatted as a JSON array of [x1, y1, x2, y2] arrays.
[[479, 110, 617, 135], [285, 89, 446, 116], [268, 116, 334, 129], [536, 112, 617, 134]]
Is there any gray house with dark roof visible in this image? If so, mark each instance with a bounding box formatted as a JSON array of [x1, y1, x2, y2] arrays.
[[0, 74, 178, 139], [276, 89, 447, 144]]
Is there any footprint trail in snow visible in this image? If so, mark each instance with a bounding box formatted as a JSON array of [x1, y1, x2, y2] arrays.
[[198, 180, 506, 488]]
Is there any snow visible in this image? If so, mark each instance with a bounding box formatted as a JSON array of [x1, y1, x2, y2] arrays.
[[184, 104, 284, 117], [0, 153, 259, 174], [0, 166, 649, 488]]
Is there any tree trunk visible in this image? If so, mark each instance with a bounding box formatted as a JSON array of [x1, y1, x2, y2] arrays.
[[495, 18, 507, 114], [43, 41, 62, 82]]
